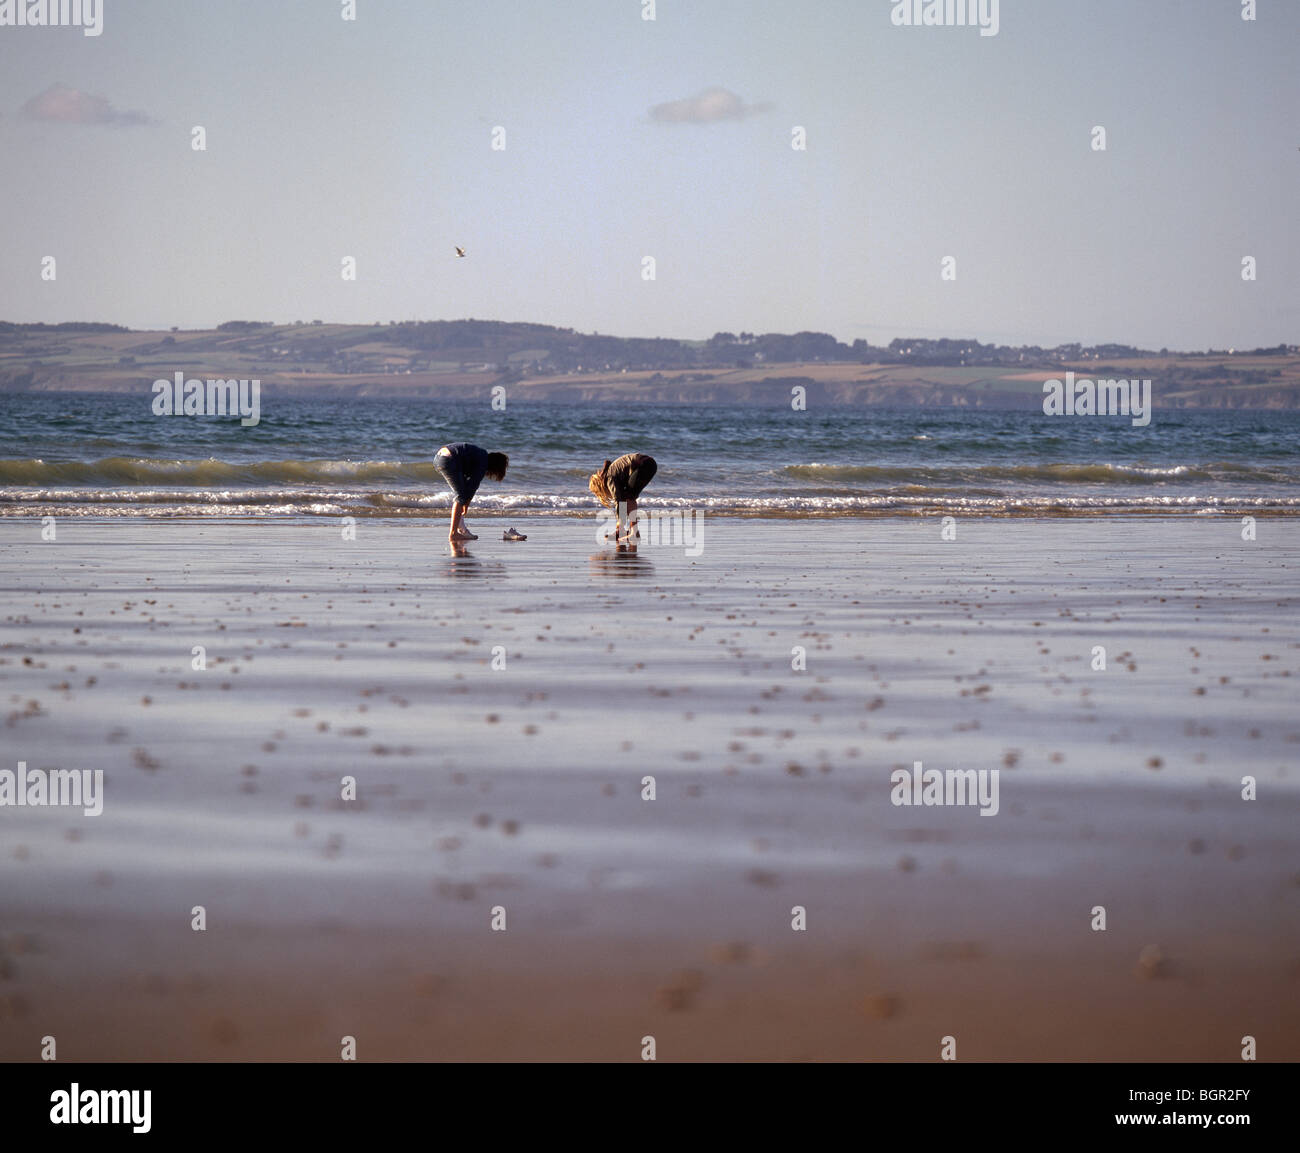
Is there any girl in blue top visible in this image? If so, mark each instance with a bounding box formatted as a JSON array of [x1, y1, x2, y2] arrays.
[[434, 442, 509, 541]]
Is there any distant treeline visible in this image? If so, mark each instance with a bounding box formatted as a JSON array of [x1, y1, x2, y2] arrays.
[[306, 321, 1298, 372], [1, 318, 1295, 373], [0, 321, 130, 335]]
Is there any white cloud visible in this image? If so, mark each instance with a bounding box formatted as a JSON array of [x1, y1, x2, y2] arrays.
[[21, 83, 153, 127], [648, 87, 770, 124]]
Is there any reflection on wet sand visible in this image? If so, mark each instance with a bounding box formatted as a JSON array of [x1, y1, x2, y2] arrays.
[[588, 547, 654, 578], [445, 541, 508, 578]]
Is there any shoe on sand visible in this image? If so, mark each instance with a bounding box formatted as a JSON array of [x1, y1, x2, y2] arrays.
[[503, 527, 527, 541]]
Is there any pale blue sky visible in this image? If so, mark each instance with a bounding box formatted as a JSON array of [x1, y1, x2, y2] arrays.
[[0, 0, 1296, 349]]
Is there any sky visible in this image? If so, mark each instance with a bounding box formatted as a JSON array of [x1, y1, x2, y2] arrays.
[[0, 0, 1296, 350]]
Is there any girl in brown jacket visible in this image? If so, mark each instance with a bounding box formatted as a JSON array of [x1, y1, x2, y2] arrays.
[[589, 453, 657, 543]]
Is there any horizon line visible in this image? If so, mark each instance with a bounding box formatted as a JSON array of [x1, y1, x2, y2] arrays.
[[3, 317, 1297, 358]]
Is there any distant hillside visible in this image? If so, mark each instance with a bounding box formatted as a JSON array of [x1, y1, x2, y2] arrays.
[[1, 319, 1298, 407]]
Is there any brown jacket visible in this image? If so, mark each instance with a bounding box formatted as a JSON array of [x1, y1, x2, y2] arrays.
[[602, 453, 657, 503]]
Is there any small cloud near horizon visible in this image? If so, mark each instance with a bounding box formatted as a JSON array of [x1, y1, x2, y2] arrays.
[[648, 87, 771, 124], [21, 83, 153, 127]]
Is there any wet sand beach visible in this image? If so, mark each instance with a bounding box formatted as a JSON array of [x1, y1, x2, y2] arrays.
[[1, 516, 1297, 1060]]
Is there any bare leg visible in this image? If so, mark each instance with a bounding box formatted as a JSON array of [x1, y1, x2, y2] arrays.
[[457, 503, 478, 539], [459, 510, 478, 538], [450, 501, 478, 540], [617, 499, 639, 542]]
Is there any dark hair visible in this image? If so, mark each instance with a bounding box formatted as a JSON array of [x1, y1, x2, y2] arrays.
[[485, 452, 509, 480]]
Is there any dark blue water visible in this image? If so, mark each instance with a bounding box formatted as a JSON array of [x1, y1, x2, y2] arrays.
[[1, 393, 1297, 516]]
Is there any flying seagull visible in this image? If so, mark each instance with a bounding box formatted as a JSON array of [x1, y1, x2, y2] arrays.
[[455, 246, 466, 258]]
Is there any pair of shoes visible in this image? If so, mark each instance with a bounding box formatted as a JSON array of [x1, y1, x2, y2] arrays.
[[502, 527, 527, 541]]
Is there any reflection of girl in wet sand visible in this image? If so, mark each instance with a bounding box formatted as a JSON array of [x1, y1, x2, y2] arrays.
[[589, 453, 657, 543], [588, 549, 653, 577], [434, 442, 509, 542]]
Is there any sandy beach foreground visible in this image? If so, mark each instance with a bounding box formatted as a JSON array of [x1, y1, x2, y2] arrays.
[[1, 515, 1297, 1061]]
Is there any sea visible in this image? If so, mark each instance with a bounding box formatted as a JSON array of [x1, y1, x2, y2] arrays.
[[2, 393, 1298, 518]]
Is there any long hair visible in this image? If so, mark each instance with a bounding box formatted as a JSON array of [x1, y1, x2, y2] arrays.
[[588, 460, 614, 508], [485, 452, 509, 480]]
